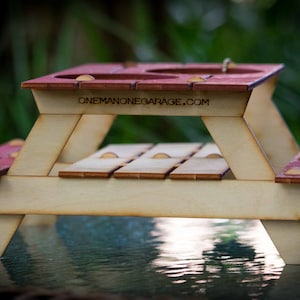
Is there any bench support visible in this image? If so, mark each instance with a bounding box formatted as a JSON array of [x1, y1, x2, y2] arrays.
[[262, 221, 300, 265]]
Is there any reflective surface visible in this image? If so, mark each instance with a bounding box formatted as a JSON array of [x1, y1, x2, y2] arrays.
[[1, 216, 299, 299]]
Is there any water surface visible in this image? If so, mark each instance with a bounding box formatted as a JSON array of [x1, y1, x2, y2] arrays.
[[0, 216, 299, 299]]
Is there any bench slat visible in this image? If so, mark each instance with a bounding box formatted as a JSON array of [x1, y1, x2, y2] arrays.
[[114, 158, 182, 179], [59, 158, 129, 178], [89, 143, 153, 159], [59, 142, 230, 180], [140, 143, 202, 158], [170, 158, 229, 180], [275, 152, 300, 184], [59, 143, 152, 178]]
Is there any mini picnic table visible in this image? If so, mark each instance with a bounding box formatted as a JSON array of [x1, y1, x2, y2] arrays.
[[1, 62, 299, 264]]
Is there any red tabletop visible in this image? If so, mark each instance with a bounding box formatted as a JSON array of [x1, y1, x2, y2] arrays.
[[21, 62, 284, 92]]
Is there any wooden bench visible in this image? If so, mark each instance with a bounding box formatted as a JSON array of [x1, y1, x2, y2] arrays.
[[275, 152, 300, 183], [0, 140, 24, 176]]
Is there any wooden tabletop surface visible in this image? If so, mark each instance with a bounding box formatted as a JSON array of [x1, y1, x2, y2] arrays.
[[21, 62, 284, 92]]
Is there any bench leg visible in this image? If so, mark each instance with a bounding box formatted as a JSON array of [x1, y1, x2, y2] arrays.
[[0, 215, 24, 256], [244, 76, 299, 173], [58, 114, 116, 163], [1, 115, 81, 236], [21, 115, 116, 227], [262, 220, 300, 265], [202, 116, 275, 180], [21, 215, 57, 226]]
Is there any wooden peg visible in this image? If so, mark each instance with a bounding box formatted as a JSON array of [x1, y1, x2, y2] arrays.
[[187, 76, 207, 83], [75, 74, 95, 81], [152, 153, 170, 159], [100, 152, 119, 158]]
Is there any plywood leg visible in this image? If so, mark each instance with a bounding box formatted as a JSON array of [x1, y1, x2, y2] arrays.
[[244, 77, 299, 173], [0, 215, 24, 256], [262, 220, 300, 265], [0, 115, 81, 254], [202, 116, 275, 180], [8, 114, 81, 176], [58, 114, 116, 163], [21, 215, 57, 226]]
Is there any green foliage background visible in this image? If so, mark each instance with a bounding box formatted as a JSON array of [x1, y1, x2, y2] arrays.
[[1, 0, 299, 144]]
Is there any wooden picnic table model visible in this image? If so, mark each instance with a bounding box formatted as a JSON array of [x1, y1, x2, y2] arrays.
[[0, 61, 299, 264]]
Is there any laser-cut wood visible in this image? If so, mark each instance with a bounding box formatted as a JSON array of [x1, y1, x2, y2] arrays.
[[0, 61, 299, 265], [275, 152, 300, 183]]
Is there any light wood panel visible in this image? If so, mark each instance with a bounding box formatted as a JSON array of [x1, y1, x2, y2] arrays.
[[202, 116, 275, 180], [59, 157, 128, 178], [244, 77, 299, 173], [170, 158, 229, 180], [58, 143, 231, 180], [0, 215, 24, 256], [58, 114, 116, 163], [0, 176, 299, 220], [0, 115, 80, 255], [8, 114, 80, 176], [139, 143, 201, 158], [262, 221, 300, 265], [32, 89, 251, 117], [114, 158, 182, 179], [59, 143, 153, 178]]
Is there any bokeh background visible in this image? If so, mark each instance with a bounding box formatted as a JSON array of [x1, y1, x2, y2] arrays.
[[1, 0, 299, 145]]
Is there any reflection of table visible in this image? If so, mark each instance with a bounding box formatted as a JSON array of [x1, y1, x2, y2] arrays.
[[0, 62, 299, 264]]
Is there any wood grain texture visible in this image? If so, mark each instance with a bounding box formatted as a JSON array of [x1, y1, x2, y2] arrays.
[[0, 116, 79, 256], [8, 115, 80, 176], [202, 116, 275, 180], [1, 176, 299, 220], [262, 220, 300, 265], [58, 143, 230, 180], [114, 157, 182, 179], [59, 143, 153, 178], [59, 158, 128, 178], [170, 158, 229, 180], [58, 114, 116, 163], [192, 143, 223, 158], [32, 89, 251, 117], [139, 143, 201, 158], [90, 143, 153, 158], [244, 76, 299, 174], [2, 62, 299, 265]]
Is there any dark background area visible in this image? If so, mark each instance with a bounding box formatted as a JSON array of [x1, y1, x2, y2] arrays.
[[1, 0, 299, 144]]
